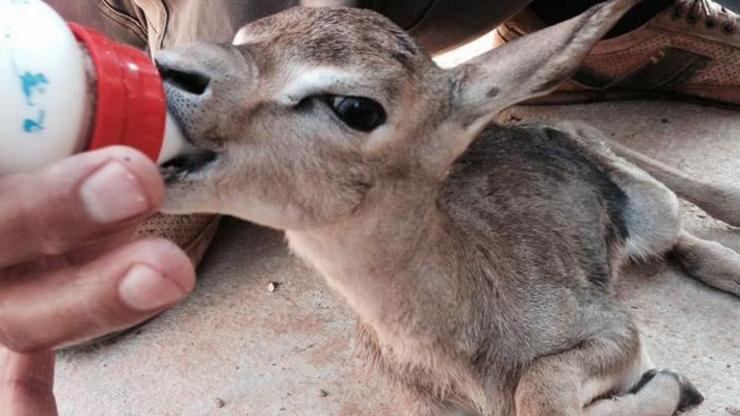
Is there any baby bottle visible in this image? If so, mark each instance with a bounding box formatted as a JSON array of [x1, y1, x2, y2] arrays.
[[0, 0, 190, 175]]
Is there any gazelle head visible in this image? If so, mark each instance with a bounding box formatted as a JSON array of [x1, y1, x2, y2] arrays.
[[157, 1, 638, 230]]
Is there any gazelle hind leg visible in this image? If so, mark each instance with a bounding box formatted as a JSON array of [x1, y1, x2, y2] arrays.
[[599, 154, 682, 261], [586, 133, 740, 297], [672, 231, 740, 297], [606, 138, 740, 228], [552, 122, 682, 261], [610, 161, 740, 297], [558, 121, 740, 228]]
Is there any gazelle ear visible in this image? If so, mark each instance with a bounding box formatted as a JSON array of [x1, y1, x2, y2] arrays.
[[448, 0, 640, 133]]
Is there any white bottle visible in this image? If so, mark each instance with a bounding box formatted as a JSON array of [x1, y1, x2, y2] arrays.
[[0, 0, 190, 175]]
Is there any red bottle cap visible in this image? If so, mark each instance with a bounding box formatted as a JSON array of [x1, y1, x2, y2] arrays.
[[68, 23, 165, 162]]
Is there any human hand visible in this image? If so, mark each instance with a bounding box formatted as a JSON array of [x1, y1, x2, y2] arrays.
[[0, 147, 196, 415]]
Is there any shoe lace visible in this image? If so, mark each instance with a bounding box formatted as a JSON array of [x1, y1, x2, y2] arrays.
[[673, 0, 739, 33]]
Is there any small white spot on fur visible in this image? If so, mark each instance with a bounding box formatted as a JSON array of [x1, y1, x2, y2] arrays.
[[232, 27, 255, 46]]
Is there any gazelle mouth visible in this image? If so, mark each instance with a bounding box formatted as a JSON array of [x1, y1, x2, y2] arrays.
[[160, 149, 219, 183]]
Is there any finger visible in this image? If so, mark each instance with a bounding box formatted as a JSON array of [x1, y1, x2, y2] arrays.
[[0, 239, 195, 352], [2, 227, 139, 279], [0, 348, 57, 416], [0, 146, 165, 269], [64, 226, 138, 265]]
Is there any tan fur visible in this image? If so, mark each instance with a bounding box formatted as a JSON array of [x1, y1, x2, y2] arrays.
[[155, 1, 735, 414]]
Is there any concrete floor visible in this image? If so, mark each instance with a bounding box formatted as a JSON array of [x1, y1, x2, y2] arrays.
[[56, 100, 739, 415]]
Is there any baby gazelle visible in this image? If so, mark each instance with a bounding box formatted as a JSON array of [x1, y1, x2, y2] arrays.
[[157, 1, 739, 414]]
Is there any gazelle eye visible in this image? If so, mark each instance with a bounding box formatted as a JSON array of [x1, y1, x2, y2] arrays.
[[327, 96, 386, 132]]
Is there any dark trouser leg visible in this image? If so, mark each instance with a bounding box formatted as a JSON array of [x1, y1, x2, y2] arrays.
[[48, 0, 537, 54], [719, 0, 740, 11], [531, 0, 740, 39], [45, 0, 148, 49], [368, 0, 534, 53], [531, 0, 674, 38]]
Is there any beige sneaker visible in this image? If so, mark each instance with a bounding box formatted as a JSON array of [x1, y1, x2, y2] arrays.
[[136, 213, 221, 267], [496, 0, 740, 107]]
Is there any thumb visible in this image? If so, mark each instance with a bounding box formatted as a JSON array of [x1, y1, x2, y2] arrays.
[[0, 347, 57, 416]]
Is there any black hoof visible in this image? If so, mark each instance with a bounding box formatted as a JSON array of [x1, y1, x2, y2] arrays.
[[676, 379, 704, 413], [628, 369, 704, 414], [628, 369, 659, 394], [656, 369, 705, 413]]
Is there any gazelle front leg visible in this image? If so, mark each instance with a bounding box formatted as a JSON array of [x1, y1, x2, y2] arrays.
[[584, 369, 703, 416], [513, 324, 702, 416], [672, 230, 740, 297]]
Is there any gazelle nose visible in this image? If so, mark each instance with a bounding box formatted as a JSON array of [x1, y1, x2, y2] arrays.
[[156, 61, 211, 96], [154, 44, 251, 148]]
